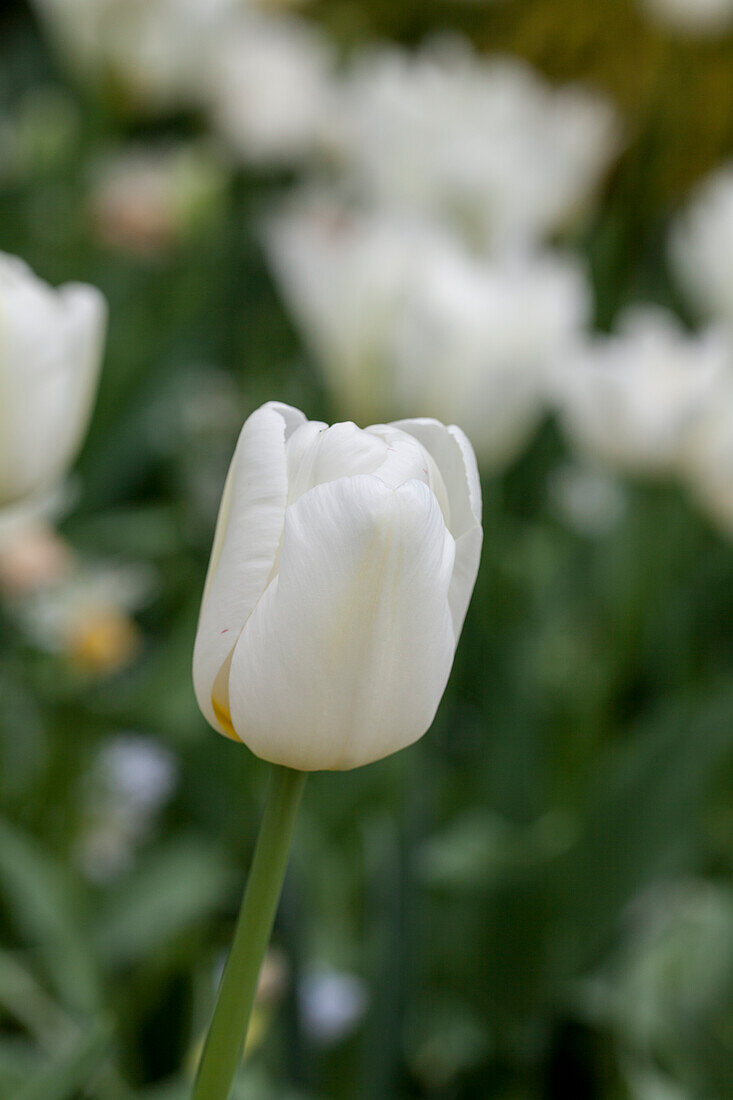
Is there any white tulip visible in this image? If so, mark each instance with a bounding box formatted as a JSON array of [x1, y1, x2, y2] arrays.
[[32, 0, 321, 121], [0, 253, 107, 508], [324, 39, 620, 249], [31, 0, 243, 112], [264, 196, 590, 464], [265, 200, 442, 422], [193, 402, 482, 770], [391, 246, 591, 466], [204, 15, 335, 166], [552, 306, 732, 477], [264, 199, 462, 424], [678, 377, 733, 533], [670, 163, 733, 327]]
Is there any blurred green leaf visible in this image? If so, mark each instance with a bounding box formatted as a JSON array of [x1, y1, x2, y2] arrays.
[[12, 1017, 113, 1100], [135, 1082, 189, 1100], [0, 817, 100, 1015], [0, 1039, 40, 1094], [418, 809, 577, 893], [556, 684, 733, 971], [93, 838, 234, 969], [0, 950, 76, 1049]]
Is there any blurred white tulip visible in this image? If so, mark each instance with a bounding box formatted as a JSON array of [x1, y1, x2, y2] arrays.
[[32, 0, 321, 124], [0, 253, 106, 508], [324, 38, 620, 249], [678, 376, 733, 533], [31, 0, 242, 111], [671, 163, 733, 327], [265, 197, 590, 464], [265, 198, 447, 423], [193, 401, 482, 770], [391, 245, 591, 466], [553, 307, 732, 477], [205, 15, 335, 165], [639, 0, 733, 35]]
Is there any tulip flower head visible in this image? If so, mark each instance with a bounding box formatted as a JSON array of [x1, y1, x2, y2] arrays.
[[193, 403, 482, 770], [325, 40, 620, 250], [552, 307, 731, 478], [0, 252, 107, 508]]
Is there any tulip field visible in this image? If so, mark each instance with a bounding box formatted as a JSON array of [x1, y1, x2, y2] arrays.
[[1, 1, 733, 1098]]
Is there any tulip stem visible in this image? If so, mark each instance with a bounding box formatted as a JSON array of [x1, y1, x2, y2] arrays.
[[193, 764, 306, 1100]]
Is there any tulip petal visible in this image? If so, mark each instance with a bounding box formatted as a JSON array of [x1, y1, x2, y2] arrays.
[[228, 474, 456, 770], [392, 419, 482, 635], [192, 402, 305, 735], [286, 420, 386, 504], [366, 424, 451, 523]]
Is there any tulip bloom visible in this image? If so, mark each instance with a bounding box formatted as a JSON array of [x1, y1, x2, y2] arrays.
[[264, 197, 590, 466], [0, 253, 107, 509], [193, 401, 482, 770], [192, 403, 480, 1100]]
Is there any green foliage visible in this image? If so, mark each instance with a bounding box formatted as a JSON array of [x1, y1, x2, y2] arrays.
[[0, 2, 732, 1098]]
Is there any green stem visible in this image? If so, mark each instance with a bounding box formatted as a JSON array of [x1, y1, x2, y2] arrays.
[[193, 764, 306, 1100]]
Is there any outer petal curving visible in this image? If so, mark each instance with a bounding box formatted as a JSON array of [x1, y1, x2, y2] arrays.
[[192, 402, 305, 735], [227, 474, 456, 769], [392, 418, 482, 636]]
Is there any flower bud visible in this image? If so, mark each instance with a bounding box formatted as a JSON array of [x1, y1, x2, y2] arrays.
[[193, 402, 482, 770]]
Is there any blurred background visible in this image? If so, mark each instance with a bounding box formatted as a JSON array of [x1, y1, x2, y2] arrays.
[[1, 0, 733, 1097]]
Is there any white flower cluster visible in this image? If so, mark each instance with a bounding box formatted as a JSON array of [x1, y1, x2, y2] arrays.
[[322, 40, 620, 250], [263, 37, 618, 470], [29, 2, 617, 469], [266, 198, 591, 465], [31, 0, 335, 164], [537, 156, 733, 538], [261, 33, 733, 543], [30, 0, 733, 539], [32, 0, 243, 111]]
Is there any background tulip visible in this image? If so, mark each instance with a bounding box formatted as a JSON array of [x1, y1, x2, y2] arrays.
[[193, 402, 482, 771], [551, 307, 732, 478], [264, 198, 591, 463], [0, 252, 107, 509]]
